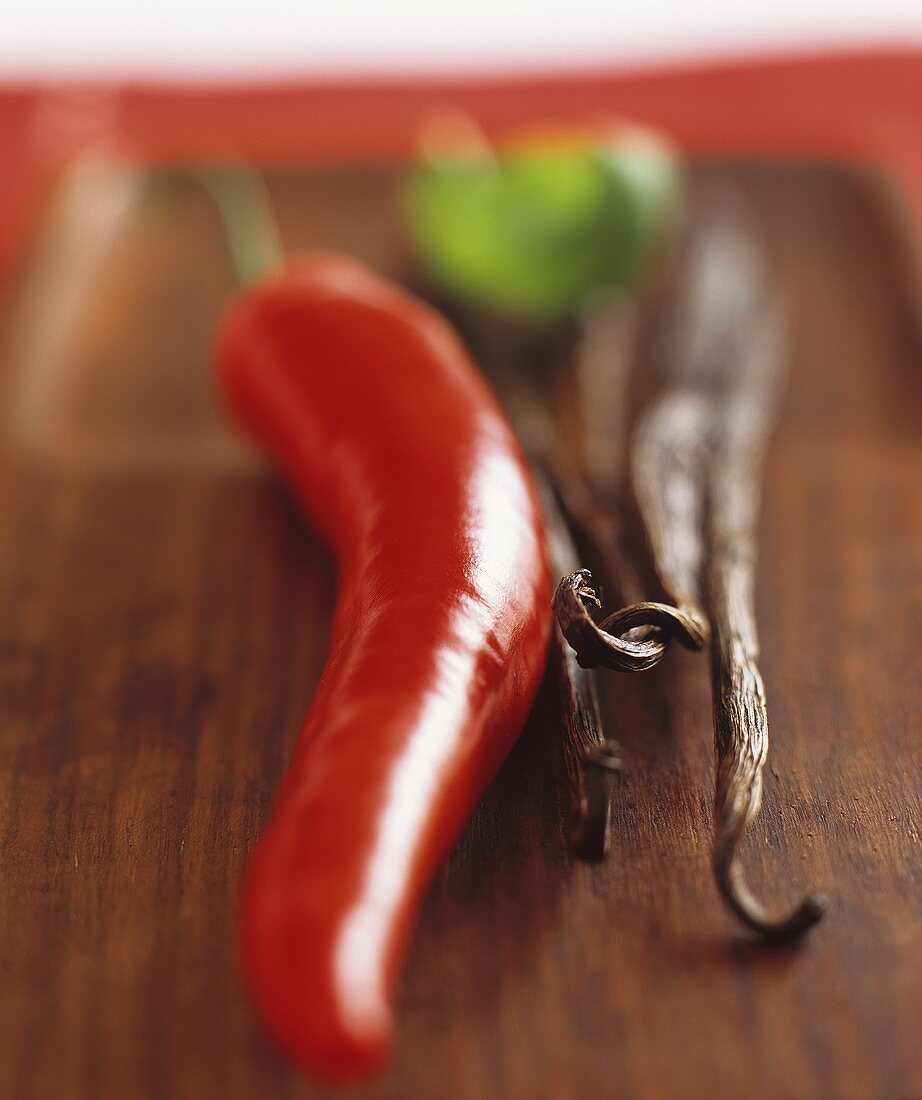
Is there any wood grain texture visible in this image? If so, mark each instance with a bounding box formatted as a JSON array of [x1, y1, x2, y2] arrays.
[[0, 163, 918, 1100]]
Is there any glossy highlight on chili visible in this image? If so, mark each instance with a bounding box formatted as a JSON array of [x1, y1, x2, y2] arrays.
[[215, 253, 552, 1082]]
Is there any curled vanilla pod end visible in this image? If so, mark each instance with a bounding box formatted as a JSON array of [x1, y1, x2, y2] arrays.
[[552, 569, 702, 673], [710, 650, 827, 939], [540, 479, 623, 860]]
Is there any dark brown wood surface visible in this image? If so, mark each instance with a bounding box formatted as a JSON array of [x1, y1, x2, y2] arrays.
[[0, 164, 918, 1100]]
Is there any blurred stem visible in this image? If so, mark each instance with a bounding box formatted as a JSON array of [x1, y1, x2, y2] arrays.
[[148, 164, 285, 287]]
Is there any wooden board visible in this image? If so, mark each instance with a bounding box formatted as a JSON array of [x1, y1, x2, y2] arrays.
[[0, 163, 918, 1100]]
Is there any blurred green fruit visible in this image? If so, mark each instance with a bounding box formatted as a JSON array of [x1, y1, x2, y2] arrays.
[[405, 127, 683, 322]]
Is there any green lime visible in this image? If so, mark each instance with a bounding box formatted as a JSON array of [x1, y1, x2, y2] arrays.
[[404, 130, 683, 322]]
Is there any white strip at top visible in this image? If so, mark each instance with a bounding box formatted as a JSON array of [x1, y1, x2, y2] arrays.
[[2, 0, 922, 82]]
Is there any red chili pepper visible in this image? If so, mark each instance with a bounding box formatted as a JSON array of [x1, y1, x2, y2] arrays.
[[215, 253, 552, 1082]]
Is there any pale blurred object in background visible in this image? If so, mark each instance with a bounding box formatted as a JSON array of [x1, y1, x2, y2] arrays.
[[2, 0, 922, 79]]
